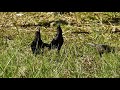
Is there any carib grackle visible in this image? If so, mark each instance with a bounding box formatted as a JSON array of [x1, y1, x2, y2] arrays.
[[49, 24, 64, 53], [31, 26, 49, 55], [87, 43, 115, 57]]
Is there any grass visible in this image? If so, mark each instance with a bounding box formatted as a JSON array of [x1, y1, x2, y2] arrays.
[[0, 12, 120, 78]]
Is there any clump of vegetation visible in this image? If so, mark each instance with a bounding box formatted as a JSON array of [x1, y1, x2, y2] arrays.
[[0, 12, 120, 78]]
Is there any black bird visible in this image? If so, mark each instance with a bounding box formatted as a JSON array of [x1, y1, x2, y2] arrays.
[[31, 26, 49, 54], [49, 24, 64, 53], [87, 43, 115, 57]]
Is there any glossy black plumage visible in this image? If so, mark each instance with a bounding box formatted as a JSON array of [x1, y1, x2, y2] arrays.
[[49, 24, 64, 53], [31, 27, 49, 54]]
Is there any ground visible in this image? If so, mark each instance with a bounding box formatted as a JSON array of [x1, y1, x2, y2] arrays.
[[0, 12, 120, 78]]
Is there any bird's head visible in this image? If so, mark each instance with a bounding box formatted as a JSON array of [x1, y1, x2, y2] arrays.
[[36, 26, 40, 32], [57, 23, 62, 34], [35, 26, 41, 38]]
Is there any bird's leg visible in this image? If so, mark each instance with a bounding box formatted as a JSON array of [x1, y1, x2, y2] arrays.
[[99, 52, 103, 57], [57, 50, 60, 54]]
